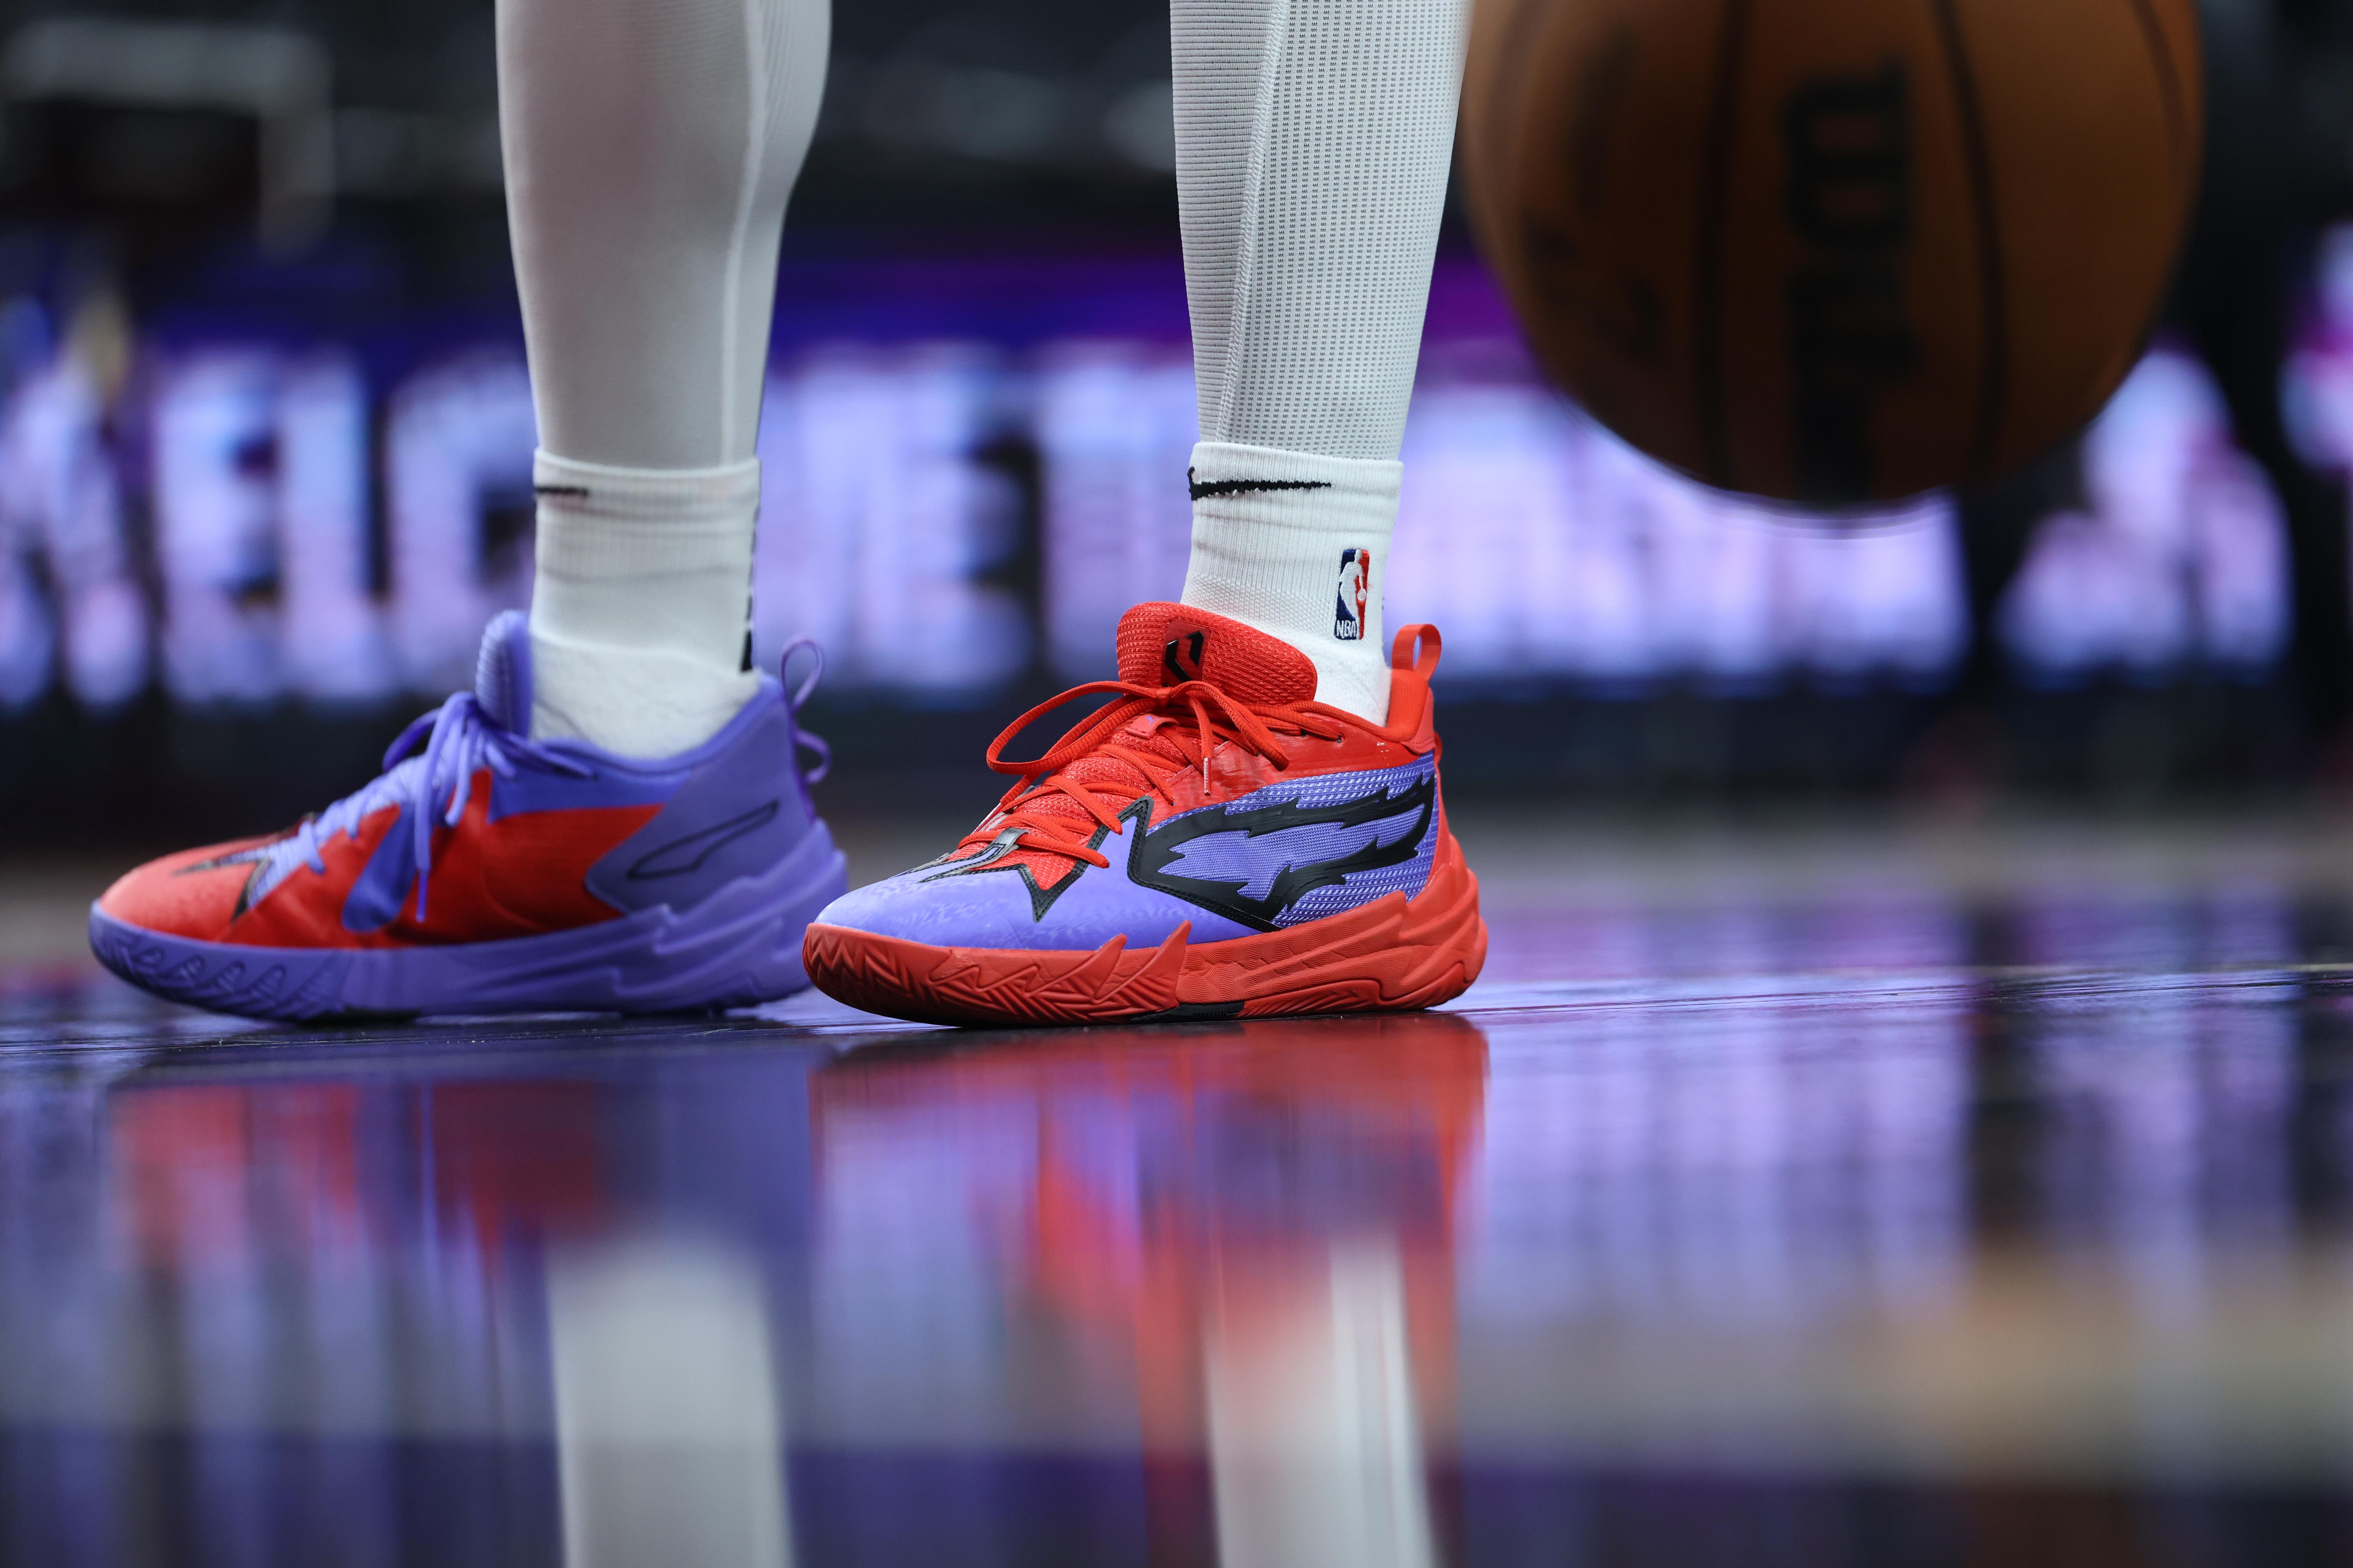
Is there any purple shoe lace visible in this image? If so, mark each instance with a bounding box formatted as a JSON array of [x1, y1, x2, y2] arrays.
[[781, 636, 831, 785], [284, 640, 833, 924], [288, 691, 595, 922]]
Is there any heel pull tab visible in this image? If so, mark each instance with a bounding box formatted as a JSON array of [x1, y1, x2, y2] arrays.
[[1391, 624, 1442, 679]]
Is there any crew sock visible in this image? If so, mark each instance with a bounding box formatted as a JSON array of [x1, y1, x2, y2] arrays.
[[526, 450, 762, 757], [1169, 0, 1466, 725], [1179, 441, 1398, 723], [498, 0, 823, 760]]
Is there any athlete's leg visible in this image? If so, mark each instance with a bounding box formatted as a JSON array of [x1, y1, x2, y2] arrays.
[[1172, 0, 1468, 722], [500, 0, 828, 756], [799, 0, 1486, 1025], [90, 0, 848, 1020]]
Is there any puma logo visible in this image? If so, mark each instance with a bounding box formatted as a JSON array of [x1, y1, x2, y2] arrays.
[[1163, 631, 1206, 684], [625, 801, 780, 880]]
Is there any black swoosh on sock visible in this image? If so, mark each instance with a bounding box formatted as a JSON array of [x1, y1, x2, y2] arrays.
[[1187, 470, 1334, 503]]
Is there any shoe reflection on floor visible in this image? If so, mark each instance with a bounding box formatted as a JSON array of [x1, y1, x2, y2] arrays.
[[41, 954, 2353, 1564], [100, 1051, 809, 1567], [549, 1238, 791, 1568], [811, 1009, 1489, 1565]]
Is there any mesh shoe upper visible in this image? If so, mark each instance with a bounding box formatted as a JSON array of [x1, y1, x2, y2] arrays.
[[100, 613, 829, 950], [814, 602, 1450, 952]]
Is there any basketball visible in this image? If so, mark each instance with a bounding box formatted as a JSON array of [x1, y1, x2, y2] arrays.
[[1462, 0, 2202, 505]]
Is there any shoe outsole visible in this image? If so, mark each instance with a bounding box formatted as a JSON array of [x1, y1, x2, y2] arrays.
[[90, 826, 849, 1022], [803, 831, 1486, 1028]]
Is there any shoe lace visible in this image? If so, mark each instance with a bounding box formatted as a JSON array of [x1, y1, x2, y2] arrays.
[[974, 678, 1351, 869], [287, 692, 596, 923], [780, 636, 833, 786], [273, 643, 835, 926]]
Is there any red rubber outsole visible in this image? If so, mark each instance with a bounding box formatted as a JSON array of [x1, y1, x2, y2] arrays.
[[803, 832, 1487, 1028]]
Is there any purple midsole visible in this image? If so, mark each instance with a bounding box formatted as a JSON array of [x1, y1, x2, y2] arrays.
[[90, 823, 848, 1020]]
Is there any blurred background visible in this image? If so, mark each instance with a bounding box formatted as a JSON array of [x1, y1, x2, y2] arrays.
[[16, 13, 2353, 1562], [5, 0, 2353, 856]]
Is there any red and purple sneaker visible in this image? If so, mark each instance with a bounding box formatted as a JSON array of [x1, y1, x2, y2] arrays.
[[802, 602, 1486, 1026], [89, 612, 848, 1020]]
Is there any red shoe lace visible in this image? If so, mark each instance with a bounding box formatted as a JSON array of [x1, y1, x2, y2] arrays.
[[972, 678, 1353, 869]]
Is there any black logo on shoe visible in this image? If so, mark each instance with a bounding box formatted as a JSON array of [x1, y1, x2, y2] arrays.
[[921, 816, 1120, 921], [1164, 631, 1206, 683], [1187, 469, 1334, 503], [1129, 774, 1435, 930], [179, 834, 295, 921], [625, 801, 779, 880]]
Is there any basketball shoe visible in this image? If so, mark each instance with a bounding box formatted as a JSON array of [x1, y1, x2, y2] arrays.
[[90, 611, 848, 1020], [802, 601, 1486, 1026]]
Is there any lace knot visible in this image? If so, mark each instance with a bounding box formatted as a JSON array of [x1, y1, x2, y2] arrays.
[[291, 692, 595, 923], [970, 677, 1340, 868]]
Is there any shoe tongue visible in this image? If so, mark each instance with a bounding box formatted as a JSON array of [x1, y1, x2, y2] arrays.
[[984, 605, 1317, 873], [473, 610, 534, 730], [1114, 602, 1318, 705]]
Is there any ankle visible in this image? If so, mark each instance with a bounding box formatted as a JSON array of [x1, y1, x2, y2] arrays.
[[525, 628, 760, 757], [1177, 441, 1398, 724], [524, 449, 764, 756]]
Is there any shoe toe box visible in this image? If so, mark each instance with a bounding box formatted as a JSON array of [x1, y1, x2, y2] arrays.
[[813, 869, 1022, 948], [97, 836, 281, 940], [813, 850, 1259, 952]]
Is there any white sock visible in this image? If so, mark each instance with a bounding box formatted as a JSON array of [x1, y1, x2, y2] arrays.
[[527, 451, 762, 756], [1180, 440, 1398, 722], [498, 0, 823, 754], [1170, 0, 1466, 721]]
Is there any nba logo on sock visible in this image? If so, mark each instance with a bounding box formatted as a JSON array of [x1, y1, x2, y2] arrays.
[[1334, 548, 1370, 641]]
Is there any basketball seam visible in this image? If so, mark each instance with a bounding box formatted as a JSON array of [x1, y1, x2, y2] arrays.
[[1693, 0, 1756, 490], [2117, 0, 2191, 189], [1925, 0, 2007, 487]]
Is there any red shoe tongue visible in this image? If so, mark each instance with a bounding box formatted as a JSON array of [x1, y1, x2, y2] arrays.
[[1114, 602, 1319, 705], [985, 606, 1320, 879]]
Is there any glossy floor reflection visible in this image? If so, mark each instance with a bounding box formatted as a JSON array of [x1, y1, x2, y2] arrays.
[[8, 817, 2353, 1565]]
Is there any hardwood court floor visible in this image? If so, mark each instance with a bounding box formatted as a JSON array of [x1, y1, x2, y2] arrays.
[[3, 809, 2353, 1565]]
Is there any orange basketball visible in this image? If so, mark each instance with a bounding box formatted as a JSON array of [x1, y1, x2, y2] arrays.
[[1461, 0, 2202, 505]]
